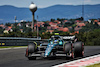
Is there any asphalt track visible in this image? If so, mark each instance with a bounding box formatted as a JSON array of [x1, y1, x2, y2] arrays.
[[0, 46, 100, 67]]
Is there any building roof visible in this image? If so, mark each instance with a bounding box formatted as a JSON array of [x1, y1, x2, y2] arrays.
[[58, 27, 69, 32], [54, 20, 61, 24], [0, 24, 5, 28], [64, 20, 68, 23], [75, 20, 82, 23], [8, 26, 12, 29], [76, 23, 85, 27], [97, 22, 100, 25], [94, 20, 98, 22], [34, 24, 40, 27], [37, 22, 45, 25], [63, 27, 69, 32]]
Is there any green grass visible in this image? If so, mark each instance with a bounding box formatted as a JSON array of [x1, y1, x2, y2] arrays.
[[86, 63, 100, 67], [0, 46, 27, 48]]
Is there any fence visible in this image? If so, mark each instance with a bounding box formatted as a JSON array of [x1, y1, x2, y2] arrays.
[[0, 37, 42, 46]]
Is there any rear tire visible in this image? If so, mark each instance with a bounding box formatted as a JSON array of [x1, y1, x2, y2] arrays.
[[74, 42, 84, 57]]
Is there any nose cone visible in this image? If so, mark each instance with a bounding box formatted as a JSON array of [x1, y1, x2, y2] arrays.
[[29, 3, 37, 12]]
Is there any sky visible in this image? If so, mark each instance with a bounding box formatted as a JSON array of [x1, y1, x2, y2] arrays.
[[0, 0, 100, 8]]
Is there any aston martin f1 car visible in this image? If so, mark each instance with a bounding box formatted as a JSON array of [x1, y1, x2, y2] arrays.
[[25, 35, 84, 60]]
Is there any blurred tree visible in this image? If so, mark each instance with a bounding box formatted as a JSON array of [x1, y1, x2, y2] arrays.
[[50, 18, 55, 22], [5, 23, 11, 26], [0, 27, 4, 34]]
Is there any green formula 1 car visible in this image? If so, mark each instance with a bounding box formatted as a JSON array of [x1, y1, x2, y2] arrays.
[[25, 35, 84, 60]]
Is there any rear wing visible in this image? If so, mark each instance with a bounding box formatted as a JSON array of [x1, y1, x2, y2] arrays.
[[50, 35, 76, 41], [61, 36, 75, 40]]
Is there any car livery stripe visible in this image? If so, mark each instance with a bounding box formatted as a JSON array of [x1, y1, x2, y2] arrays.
[[33, 41, 37, 49], [44, 43, 57, 56]]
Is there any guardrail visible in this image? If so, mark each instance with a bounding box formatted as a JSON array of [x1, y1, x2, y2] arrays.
[[0, 37, 42, 46]]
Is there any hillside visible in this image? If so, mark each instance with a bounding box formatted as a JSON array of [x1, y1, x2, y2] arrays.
[[0, 4, 100, 23]]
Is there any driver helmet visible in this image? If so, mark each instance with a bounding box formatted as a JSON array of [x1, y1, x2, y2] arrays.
[[54, 33, 60, 40]]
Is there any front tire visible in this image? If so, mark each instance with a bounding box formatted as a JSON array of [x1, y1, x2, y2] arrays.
[[28, 43, 36, 53], [25, 42, 37, 60]]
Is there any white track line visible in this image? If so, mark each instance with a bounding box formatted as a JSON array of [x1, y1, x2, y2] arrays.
[[0, 47, 27, 50], [52, 54, 100, 67]]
